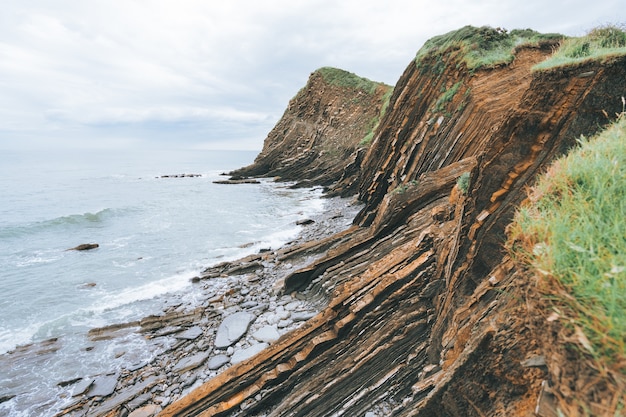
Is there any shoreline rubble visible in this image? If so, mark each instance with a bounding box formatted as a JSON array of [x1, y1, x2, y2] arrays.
[[0, 195, 362, 417]]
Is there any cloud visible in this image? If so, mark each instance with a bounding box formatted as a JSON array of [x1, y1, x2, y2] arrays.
[[0, 0, 623, 150]]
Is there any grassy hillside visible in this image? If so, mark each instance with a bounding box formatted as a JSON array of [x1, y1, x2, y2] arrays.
[[414, 25, 563, 70], [508, 110, 626, 368], [534, 24, 626, 71]]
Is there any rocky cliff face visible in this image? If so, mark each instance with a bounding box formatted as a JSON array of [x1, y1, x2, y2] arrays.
[[162, 29, 626, 417], [229, 67, 391, 189]]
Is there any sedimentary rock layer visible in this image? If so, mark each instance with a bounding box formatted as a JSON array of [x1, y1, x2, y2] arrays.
[[161, 33, 626, 417]]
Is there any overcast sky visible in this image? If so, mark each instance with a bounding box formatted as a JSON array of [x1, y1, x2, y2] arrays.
[[0, 0, 621, 151]]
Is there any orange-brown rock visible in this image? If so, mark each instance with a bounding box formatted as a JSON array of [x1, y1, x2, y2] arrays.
[[161, 29, 626, 417]]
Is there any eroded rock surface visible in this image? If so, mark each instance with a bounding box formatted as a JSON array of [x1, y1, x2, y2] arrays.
[[160, 35, 626, 417]]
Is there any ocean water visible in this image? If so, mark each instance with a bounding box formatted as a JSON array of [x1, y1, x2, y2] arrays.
[[0, 148, 326, 415]]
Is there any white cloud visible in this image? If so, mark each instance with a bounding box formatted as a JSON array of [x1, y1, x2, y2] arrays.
[[0, 0, 623, 150]]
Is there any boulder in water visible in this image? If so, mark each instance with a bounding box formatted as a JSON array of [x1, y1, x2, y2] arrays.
[[67, 243, 99, 251]]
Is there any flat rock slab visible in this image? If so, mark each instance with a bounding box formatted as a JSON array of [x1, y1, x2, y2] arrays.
[[207, 354, 231, 370], [72, 378, 94, 397], [128, 404, 162, 417], [252, 325, 280, 343], [173, 352, 210, 373], [87, 374, 118, 397], [176, 326, 203, 340], [214, 312, 256, 348], [291, 311, 316, 322], [231, 343, 269, 364]]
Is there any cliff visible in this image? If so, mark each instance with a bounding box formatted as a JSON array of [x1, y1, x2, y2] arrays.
[[162, 27, 626, 416], [229, 67, 392, 190]]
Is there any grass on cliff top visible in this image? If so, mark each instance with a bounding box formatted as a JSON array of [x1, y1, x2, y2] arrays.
[[533, 24, 626, 71], [508, 110, 626, 367], [316, 67, 386, 95], [415, 26, 563, 70]]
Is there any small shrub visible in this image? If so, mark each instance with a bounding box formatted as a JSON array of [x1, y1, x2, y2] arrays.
[[457, 172, 470, 194]]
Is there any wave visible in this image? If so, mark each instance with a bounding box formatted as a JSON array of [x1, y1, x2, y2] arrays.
[[0, 208, 125, 239]]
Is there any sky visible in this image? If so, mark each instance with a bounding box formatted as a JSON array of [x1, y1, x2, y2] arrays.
[[0, 0, 622, 151]]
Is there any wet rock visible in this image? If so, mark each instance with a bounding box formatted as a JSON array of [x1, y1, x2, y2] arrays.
[[172, 352, 210, 374], [214, 312, 256, 348], [296, 219, 315, 226], [212, 179, 260, 184], [87, 374, 118, 397], [0, 394, 15, 404], [175, 326, 203, 340], [67, 243, 99, 251], [160, 173, 201, 178], [231, 343, 269, 364]]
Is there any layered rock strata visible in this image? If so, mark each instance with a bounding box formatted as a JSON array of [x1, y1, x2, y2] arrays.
[[229, 67, 392, 190], [161, 33, 626, 416]]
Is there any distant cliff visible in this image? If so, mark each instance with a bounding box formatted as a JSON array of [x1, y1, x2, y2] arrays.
[[164, 26, 626, 417], [229, 67, 392, 190]]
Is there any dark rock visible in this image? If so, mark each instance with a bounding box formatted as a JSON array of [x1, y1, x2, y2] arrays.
[[67, 243, 99, 251], [0, 394, 15, 404], [160, 174, 201, 178], [212, 179, 261, 184], [296, 219, 315, 226]]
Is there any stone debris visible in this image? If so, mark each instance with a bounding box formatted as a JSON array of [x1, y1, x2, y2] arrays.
[[207, 355, 230, 370], [251, 325, 280, 343], [231, 343, 269, 365], [175, 326, 203, 340], [172, 352, 210, 374], [213, 312, 256, 348]]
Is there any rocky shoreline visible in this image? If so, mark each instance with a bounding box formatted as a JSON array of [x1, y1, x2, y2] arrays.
[[0, 194, 362, 417]]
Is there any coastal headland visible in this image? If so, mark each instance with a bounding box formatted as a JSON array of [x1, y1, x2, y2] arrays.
[[8, 25, 626, 417]]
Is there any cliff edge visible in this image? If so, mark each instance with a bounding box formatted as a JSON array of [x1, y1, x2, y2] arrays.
[[228, 67, 392, 190], [162, 26, 626, 417]]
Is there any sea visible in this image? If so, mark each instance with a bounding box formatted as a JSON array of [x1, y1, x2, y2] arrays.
[[0, 148, 326, 416]]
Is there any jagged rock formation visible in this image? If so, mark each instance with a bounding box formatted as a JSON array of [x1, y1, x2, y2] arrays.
[[162, 28, 626, 416], [229, 67, 392, 189]]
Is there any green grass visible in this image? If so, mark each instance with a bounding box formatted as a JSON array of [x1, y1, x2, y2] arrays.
[[456, 172, 470, 195], [316, 67, 385, 95], [415, 26, 563, 70], [435, 81, 463, 112], [533, 24, 626, 71], [508, 113, 626, 364], [360, 87, 393, 146]]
